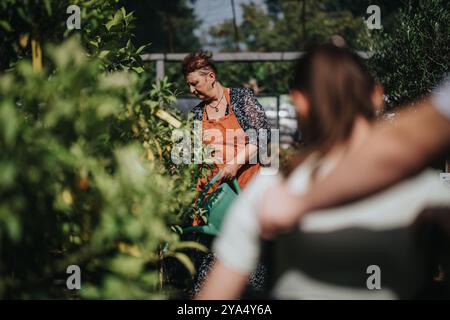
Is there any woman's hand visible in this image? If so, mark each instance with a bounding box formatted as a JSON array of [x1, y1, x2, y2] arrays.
[[219, 163, 240, 182], [258, 182, 306, 239]]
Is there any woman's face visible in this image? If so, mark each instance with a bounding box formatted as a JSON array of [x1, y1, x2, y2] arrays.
[[186, 70, 216, 101]]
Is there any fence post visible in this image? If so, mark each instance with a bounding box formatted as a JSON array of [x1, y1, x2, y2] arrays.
[[276, 95, 280, 129], [156, 59, 165, 81]]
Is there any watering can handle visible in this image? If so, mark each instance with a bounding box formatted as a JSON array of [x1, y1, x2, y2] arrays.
[[196, 170, 240, 205]]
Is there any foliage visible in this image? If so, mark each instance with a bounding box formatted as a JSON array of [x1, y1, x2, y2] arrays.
[[191, 0, 406, 94], [368, 0, 450, 108], [209, 0, 371, 51], [124, 0, 200, 53], [0, 0, 148, 73], [0, 0, 204, 299], [189, 0, 371, 94]]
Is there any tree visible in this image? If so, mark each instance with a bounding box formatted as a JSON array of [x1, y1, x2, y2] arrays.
[[124, 0, 201, 53], [369, 0, 450, 108], [199, 0, 376, 94], [209, 0, 371, 52], [321, 0, 403, 33]]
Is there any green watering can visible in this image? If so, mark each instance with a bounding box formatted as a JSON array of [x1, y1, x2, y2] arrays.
[[183, 171, 241, 236]]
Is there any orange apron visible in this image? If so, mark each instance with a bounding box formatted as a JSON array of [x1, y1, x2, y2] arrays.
[[196, 87, 260, 197]]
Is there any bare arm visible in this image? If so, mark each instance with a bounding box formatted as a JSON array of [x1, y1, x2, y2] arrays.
[[302, 101, 450, 210], [195, 260, 249, 300], [259, 100, 450, 238]]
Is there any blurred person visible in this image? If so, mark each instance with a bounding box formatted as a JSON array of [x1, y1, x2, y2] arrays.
[[183, 51, 270, 191], [259, 75, 450, 238], [196, 44, 432, 299], [198, 45, 450, 299]]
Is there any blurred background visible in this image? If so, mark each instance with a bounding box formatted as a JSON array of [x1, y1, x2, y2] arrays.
[[0, 0, 448, 299], [123, 0, 440, 148]]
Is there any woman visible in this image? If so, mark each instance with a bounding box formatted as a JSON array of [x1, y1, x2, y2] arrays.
[[182, 51, 270, 295], [183, 51, 270, 193], [196, 44, 450, 299]]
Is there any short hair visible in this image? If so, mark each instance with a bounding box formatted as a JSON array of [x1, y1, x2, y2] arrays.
[[182, 51, 218, 78]]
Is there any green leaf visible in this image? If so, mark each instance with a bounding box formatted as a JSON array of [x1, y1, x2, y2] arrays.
[[0, 205, 21, 242], [44, 0, 52, 16], [171, 225, 183, 234], [98, 50, 110, 59], [132, 66, 144, 74], [0, 20, 12, 32], [0, 162, 16, 188], [0, 101, 18, 146], [105, 10, 123, 31], [120, 7, 127, 18], [143, 100, 159, 109], [136, 45, 147, 55]]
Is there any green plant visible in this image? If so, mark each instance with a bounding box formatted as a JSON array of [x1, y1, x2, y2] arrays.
[[369, 0, 450, 108], [0, 0, 205, 299]]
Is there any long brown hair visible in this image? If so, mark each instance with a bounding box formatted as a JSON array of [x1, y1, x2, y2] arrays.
[[284, 44, 376, 175]]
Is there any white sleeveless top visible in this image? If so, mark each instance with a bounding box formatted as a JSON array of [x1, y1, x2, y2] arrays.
[[213, 154, 450, 299]]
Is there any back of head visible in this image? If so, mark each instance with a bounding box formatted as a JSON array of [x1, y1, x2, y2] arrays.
[[285, 44, 376, 175]]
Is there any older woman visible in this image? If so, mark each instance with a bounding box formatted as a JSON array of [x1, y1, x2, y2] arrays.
[[182, 51, 270, 296], [182, 51, 270, 194]]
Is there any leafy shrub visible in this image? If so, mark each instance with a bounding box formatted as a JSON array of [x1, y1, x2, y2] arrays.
[[0, 0, 204, 299], [369, 0, 450, 108]]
